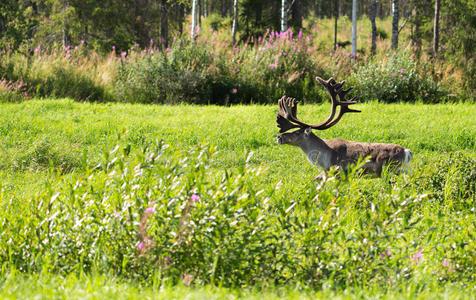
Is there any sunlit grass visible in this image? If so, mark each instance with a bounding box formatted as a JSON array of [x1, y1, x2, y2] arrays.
[[0, 99, 474, 298]]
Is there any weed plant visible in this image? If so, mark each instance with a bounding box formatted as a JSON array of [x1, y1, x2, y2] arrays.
[[0, 100, 474, 295], [0, 18, 465, 104]]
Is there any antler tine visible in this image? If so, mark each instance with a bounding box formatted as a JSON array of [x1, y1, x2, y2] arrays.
[[276, 77, 360, 133], [312, 76, 361, 130], [277, 96, 300, 133]]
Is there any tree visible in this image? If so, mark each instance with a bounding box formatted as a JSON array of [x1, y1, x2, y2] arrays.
[[160, 0, 168, 47], [433, 0, 440, 57], [391, 0, 399, 50], [334, 0, 338, 50], [281, 0, 287, 32], [232, 0, 238, 44], [191, 0, 198, 38], [351, 0, 357, 58], [291, 0, 302, 29], [370, 0, 377, 55]]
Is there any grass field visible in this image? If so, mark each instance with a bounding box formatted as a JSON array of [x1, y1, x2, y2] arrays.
[[0, 99, 475, 298]]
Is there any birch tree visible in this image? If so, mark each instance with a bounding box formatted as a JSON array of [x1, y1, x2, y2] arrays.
[[191, 0, 197, 38], [281, 0, 287, 32], [334, 0, 338, 50], [391, 0, 399, 50], [351, 0, 357, 58], [370, 0, 377, 55], [232, 0, 238, 45], [433, 0, 440, 56]]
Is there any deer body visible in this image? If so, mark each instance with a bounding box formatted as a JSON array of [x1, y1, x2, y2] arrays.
[[278, 128, 412, 176], [276, 76, 412, 178]]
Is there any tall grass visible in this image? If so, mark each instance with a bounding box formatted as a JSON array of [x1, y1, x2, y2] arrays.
[[1, 17, 466, 104], [0, 100, 474, 295]]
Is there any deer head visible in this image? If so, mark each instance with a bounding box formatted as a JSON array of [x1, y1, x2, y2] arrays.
[[276, 76, 360, 143]]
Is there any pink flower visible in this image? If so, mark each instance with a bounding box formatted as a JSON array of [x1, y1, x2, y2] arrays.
[[150, 39, 154, 46], [150, 49, 154, 55], [81, 40, 85, 45], [191, 194, 200, 202], [34, 45, 41, 53], [114, 210, 121, 218], [148, 201, 156, 206], [298, 29, 303, 39], [380, 249, 391, 259], [443, 259, 450, 267], [400, 68, 405, 74], [427, 71, 431, 75], [411, 250, 423, 265], [137, 241, 144, 250], [74, 46, 78, 51], [145, 207, 155, 214], [112, 45, 115, 50], [121, 52, 127, 59], [166, 47, 170, 52], [183, 273, 194, 286], [269, 63, 277, 70]]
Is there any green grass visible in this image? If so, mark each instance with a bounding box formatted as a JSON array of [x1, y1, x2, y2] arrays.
[[1, 99, 474, 195], [0, 99, 475, 298]]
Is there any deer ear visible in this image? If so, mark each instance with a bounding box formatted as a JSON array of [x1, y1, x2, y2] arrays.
[[304, 127, 312, 135]]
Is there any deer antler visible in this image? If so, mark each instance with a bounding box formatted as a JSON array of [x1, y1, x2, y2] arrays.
[[276, 76, 360, 133]]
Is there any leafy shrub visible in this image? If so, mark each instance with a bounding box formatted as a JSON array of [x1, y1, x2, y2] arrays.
[[419, 152, 475, 209], [349, 52, 448, 103], [0, 79, 27, 102], [1, 140, 473, 287], [114, 41, 221, 104]]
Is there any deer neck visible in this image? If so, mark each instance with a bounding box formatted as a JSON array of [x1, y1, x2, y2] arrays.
[[298, 132, 337, 170]]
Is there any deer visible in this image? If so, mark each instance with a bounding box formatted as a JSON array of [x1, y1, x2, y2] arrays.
[[276, 76, 412, 179]]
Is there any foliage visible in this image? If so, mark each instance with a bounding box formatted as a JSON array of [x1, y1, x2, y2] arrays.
[[2, 16, 474, 104], [0, 48, 110, 102], [349, 51, 446, 103], [0, 100, 474, 295], [1, 138, 474, 287]]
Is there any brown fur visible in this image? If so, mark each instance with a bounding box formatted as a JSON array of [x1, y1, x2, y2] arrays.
[[326, 138, 406, 176]]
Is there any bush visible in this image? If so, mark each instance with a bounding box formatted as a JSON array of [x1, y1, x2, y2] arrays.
[[419, 152, 475, 209], [0, 79, 27, 102], [2, 140, 473, 287], [349, 52, 448, 103]]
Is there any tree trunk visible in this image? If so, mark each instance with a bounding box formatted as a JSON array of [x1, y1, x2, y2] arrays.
[[198, 0, 201, 27], [62, 0, 70, 47], [178, 4, 184, 35], [160, 0, 168, 47], [255, 1, 262, 25], [432, 0, 440, 57], [191, 0, 197, 38], [281, 0, 287, 32], [334, 0, 338, 50], [232, 0, 238, 45], [370, 1, 377, 55], [391, 0, 399, 50], [317, 0, 322, 18], [351, 0, 357, 58], [291, 0, 302, 29]]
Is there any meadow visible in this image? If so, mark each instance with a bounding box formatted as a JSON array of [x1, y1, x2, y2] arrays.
[[0, 99, 474, 298]]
